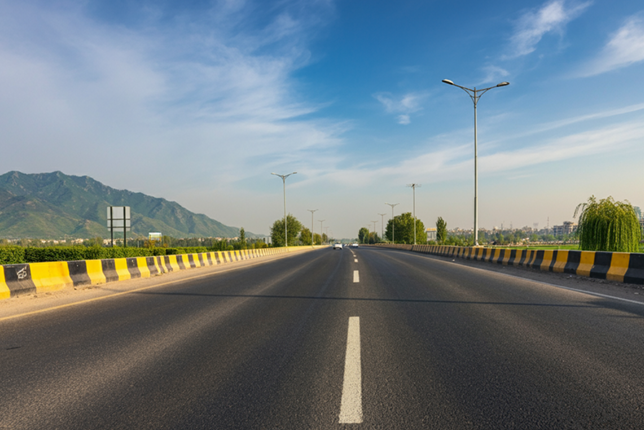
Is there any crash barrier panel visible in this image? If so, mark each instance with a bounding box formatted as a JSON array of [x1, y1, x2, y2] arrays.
[[374, 244, 644, 285], [0, 246, 324, 300]]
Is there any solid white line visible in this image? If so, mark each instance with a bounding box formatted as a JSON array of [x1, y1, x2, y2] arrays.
[[353, 270, 359, 283], [339, 317, 362, 424], [406, 251, 644, 307]]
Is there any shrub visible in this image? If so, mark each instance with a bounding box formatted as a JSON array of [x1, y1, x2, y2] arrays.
[[0, 246, 26, 264]]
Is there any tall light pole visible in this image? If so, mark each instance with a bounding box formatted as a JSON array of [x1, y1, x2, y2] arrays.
[[307, 209, 318, 247], [442, 78, 509, 246], [378, 213, 386, 239], [407, 184, 421, 245], [271, 172, 297, 247], [385, 203, 399, 243], [371, 221, 378, 238], [319, 220, 325, 244]]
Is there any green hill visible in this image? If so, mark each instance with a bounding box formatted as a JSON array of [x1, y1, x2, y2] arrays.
[[0, 171, 242, 239]]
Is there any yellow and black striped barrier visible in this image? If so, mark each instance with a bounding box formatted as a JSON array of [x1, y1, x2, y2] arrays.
[[375, 244, 644, 285], [0, 247, 323, 300]]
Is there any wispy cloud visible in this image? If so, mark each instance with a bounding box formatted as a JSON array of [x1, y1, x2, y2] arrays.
[[307, 117, 644, 189], [579, 13, 644, 77], [373, 92, 427, 125], [505, 0, 590, 58], [0, 0, 341, 188], [479, 65, 510, 85]]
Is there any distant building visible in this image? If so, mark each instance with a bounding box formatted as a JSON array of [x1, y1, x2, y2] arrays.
[[552, 221, 577, 236], [635, 206, 642, 220], [426, 228, 437, 241]]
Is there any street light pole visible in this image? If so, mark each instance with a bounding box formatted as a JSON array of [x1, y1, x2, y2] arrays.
[[307, 209, 318, 247], [442, 79, 509, 246], [318, 220, 325, 244], [385, 203, 399, 243], [371, 221, 378, 238], [407, 184, 421, 245], [271, 172, 297, 247], [378, 213, 386, 239]]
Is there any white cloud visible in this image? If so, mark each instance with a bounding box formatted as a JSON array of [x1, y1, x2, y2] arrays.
[[374, 92, 427, 125], [397, 115, 410, 125], [479, 65, 510, 85], [580, 14, 644, 76], [0, 0, 341, 187], [506, 0, 590, 58], [303, 116, 644, 192]]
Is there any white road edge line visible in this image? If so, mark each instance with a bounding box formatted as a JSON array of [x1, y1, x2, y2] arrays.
[[353, 270, 359, 283], [339, 316, 362, 424], [406, 252, 644, 307]]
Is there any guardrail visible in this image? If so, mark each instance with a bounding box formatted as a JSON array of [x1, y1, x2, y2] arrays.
[[0, 246, 324, 300], [374, 244, 644, 285]]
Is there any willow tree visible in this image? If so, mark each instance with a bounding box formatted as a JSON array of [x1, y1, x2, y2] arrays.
[[574, 196, 641, 252]]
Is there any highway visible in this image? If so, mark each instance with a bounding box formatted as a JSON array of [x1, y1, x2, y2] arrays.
[[2, 246, 644, 429]]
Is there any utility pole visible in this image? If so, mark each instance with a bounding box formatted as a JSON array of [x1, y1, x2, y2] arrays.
[[407, 184, 421, 245], [307, 209, 318, 247], [319, 220, 325, 244], [378, 213, 386, 239], [271, 172, 297, 247], [385, 203, 399, 243]]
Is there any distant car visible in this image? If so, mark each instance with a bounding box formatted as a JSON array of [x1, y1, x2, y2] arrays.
[[333, 243, 343, 250], [351, 243, 359, 248]]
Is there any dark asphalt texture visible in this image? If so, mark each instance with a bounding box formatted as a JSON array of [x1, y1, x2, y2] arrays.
[[2, 247, 644, 429]]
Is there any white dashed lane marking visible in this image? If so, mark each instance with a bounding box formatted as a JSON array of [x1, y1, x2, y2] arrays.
[[339, 317, 362, 424], [353, 270, 359, 283]]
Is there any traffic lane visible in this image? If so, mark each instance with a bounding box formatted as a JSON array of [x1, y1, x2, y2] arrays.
[[355, 247, 644, 428], [0, 249, 320, 320], [0, 248, 348, 429]]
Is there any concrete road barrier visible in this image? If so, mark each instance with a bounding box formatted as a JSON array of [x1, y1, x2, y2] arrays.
[[374, 244, 644, 285], [0, 246, 324, 300]]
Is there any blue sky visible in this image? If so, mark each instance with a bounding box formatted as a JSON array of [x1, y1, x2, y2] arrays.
[[1, 0, 643, 239]]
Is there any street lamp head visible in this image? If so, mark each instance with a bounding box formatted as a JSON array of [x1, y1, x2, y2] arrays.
[[496, 81, 510, 87], [442, 79, 455, 85], [292, 172, 297, 174]]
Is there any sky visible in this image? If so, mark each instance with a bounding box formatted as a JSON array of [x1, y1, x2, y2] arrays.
[[1, 0, 643, 239]]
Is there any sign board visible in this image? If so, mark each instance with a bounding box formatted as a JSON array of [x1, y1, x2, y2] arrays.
[[149, 232, 162, 241], [107, 206, 131, 231], [107, 206, 131, 247]]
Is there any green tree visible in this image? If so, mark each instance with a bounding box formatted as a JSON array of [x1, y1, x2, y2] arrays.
[[270, 214, 303, 247], [436, 217, 447, 244], [358, 227, 370, 244], [386, 212, 425, 244], [322, 233, 328, 244], [239, 227, 247, 249], [313, 233, 322, 245], [575, 195, 641, 252], [300, 227, 312, 245], [368, 232, 381, 244]]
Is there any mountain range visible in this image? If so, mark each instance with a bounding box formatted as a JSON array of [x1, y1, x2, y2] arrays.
[[0, 171, 243, 239]]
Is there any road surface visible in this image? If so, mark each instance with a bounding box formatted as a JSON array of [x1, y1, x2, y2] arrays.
[[2, 246, 644, 429]]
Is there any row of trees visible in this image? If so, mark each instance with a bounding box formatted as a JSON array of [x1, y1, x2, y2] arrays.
[[355, 196, 641, 252], [270, 214, 327, 246], [357, 212, 426, 244]]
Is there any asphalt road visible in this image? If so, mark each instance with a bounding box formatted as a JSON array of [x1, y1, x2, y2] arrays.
[[2, 246, 644, 429]]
